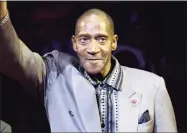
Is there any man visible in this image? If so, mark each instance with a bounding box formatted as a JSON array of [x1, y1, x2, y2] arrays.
[[0, 1, 177, 132]]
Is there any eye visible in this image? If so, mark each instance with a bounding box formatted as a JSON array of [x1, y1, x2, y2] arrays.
[[79, 37, 89, 44], [97, 37, 107, 43]]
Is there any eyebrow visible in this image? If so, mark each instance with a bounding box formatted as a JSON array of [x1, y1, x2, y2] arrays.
[[77, 33, 90, 37], [77, 33, 108, 38]]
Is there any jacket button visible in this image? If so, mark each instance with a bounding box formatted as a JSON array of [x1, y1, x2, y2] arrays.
[[69, 111, 74, 116], [100, 98, 105, 103], [101, 122, 105, 128]]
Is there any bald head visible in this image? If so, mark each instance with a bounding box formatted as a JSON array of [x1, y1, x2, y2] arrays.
[[75, 8, 114, 35]]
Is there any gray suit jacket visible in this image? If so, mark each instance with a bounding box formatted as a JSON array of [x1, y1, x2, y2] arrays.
[[43, 50, 177, 132], [0, 17, 177, 132], [0, 121, 11, 133]]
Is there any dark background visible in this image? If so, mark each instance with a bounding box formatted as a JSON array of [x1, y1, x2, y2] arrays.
[[0, 1, 187, 132]]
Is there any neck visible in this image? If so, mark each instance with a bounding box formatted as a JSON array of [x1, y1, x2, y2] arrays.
[[101, 57, 112, 77], [101, 62, 111, 77]]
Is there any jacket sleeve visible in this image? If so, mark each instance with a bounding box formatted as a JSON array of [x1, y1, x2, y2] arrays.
[[0, 14, 46, 97], [154, 77, 177, 132], [0, 120, 11, 133]]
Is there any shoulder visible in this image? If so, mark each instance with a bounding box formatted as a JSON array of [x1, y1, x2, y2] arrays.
[[121, 66, 163, 93], [43, 50, 74, 61], [42, 50, 79, 72], [121, 66, 161, 82], [42, 50, 80, 91]]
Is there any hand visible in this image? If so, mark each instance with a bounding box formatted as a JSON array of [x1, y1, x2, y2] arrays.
[[0, 1, 7, 19]]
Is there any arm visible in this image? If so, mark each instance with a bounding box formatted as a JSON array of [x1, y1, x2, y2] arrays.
[[154, 77, 177, 132], [0, 2, 46, 97], [0, 120, 11, 133]]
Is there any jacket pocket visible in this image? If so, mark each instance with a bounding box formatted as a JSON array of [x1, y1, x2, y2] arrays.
[[137, 119, 154, 132]]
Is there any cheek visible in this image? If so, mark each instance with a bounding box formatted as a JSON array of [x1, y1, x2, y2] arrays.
[[100, 45, 112, 56], [76, 46, 87, 56]]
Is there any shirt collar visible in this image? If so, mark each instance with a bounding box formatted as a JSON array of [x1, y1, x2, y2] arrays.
[[79, 55, 123, 91]]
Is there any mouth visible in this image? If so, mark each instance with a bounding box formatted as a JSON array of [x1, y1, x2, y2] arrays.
[[86, 59, 102, 61], [87, 59, 101, 60], [85, 59, 102, 63]]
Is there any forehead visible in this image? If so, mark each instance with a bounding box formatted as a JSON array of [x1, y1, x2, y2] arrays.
[[76, 15, 111, 36]]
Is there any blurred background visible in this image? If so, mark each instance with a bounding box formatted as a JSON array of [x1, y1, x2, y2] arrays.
[[0, 1, 187, 132]]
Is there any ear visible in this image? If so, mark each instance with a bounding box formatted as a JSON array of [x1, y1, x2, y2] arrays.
[[71, 35, 77, 52], [112, 34, 118, 51]]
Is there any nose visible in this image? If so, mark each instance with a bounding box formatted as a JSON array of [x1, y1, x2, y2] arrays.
[[87, 40, 100, 55]]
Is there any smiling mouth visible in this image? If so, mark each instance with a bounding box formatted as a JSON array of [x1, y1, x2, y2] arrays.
[[87, 59, 102, 61]]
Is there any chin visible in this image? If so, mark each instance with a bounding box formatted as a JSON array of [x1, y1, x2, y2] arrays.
[[85, 68, 101, 75], [81, 62, 105, 75]]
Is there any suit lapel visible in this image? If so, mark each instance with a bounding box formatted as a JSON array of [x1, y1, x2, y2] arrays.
[[73, 72, 102, 132], [118, 70, 142, 132]]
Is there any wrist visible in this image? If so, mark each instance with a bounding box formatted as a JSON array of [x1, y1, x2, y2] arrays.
[[0, 13, 9, 27]]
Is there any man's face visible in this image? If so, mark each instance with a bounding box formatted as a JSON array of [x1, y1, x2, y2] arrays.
[[72, 14, 118, 76]]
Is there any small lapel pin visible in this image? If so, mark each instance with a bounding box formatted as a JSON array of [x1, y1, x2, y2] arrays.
[[130, 98, 138, 107]]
